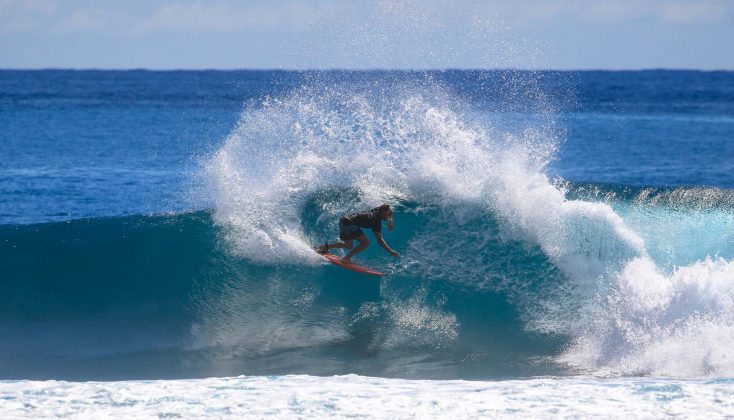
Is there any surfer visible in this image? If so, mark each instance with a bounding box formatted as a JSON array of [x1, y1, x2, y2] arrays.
[[317, 204, 400, 263]]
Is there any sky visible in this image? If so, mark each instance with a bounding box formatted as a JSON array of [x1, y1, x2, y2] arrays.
[[1, 0, 733, 70]]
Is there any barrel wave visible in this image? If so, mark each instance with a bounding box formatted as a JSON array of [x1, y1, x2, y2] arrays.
[[2, 75, 734, 381]]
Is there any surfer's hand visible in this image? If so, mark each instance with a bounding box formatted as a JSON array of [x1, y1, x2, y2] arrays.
[[390, 250, 400, 257]]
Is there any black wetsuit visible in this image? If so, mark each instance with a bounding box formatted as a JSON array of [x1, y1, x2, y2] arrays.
[[339, 207, 383, 240]]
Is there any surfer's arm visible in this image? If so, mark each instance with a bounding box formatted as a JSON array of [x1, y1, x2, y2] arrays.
[[375, 231, 399, 257]]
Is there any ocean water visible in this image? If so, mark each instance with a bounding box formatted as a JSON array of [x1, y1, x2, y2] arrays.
[[2, 69, 734, 417]]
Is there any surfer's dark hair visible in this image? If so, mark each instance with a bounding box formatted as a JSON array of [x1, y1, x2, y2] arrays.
[[378, 204, 391, 214]]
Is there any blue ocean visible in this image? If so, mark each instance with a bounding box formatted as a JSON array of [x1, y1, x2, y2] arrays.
[[2, 69, 734, 417]]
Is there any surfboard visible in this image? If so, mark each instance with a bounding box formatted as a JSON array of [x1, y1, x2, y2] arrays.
[[320, 252, 385, 277]]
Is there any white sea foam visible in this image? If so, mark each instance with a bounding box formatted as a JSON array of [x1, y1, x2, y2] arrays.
[[2, 375, 733, 419], [564, 256, 734, 377]]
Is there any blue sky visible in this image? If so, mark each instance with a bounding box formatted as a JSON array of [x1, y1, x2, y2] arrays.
[[1, 0, 732, 70]]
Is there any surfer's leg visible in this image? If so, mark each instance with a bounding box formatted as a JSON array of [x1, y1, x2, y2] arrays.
[[343, 234, 369, 262], [327, 240, 353, 250], [317, 240, 352, 253], [326, 220, 361, 254]]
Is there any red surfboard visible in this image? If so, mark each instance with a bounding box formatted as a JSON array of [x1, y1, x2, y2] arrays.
[[320, 252, 385, 277]]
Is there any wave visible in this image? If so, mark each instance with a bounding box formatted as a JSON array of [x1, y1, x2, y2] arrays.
[[0, 209, 565, 380], [3, 75, 734, 381], [2, 188, 732, 381]]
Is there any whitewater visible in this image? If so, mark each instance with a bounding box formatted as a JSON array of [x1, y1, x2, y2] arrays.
[[3, 375, 734, 418], [2, 70, 734, 417]]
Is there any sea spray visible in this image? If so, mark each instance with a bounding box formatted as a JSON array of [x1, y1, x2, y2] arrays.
[[202, 73, 643, 335]]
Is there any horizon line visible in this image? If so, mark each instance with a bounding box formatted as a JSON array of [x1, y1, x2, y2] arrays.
[[1, 67, 733, 73]]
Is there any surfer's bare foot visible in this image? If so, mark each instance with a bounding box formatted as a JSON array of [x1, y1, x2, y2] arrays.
[[315, 244, 328, 254], [341, 257, 352, 264]]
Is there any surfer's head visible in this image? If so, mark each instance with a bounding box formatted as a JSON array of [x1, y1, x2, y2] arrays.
[[379, 204, 394, 231], [378, 204, 393, 220]]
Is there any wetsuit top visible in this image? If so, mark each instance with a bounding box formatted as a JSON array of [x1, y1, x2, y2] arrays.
[[344, 208, 383, 233]]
